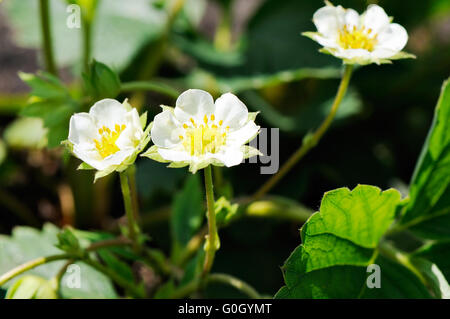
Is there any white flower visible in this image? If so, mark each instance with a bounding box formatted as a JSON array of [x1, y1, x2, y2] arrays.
[[66, 98, 151, 181], [142, 89, 261, 173], [303, 2, 415, 65]]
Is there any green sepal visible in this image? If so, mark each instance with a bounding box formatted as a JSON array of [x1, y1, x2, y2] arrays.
[[77, 162, 95, 170]]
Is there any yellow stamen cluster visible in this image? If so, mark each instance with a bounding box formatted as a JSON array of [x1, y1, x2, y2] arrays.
[[94, 124, 126, 158], [180, 114, 229, 156], [338, 25, 378, 51]]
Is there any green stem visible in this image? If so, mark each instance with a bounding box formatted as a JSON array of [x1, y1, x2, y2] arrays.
[[80, 0, 98, 72], [170, 278, 200, 299], [82, 14, 92, 72], [202, 166, 218, 277], [120, 81, 180, 99], [378, 241, 427, 285], [119, 170, 140, 251], [245, 196, 313, 222], [0, 254, 72, 286], [207, 273, 261, 299], [39, 0, 57, 76], [178, 197, 312, 266], [0, 238, 133, 289], [252, 64, 353, 200], [54, 259, 73, 297], [170, 273, 260, 299], [127, 165, 140, 222]]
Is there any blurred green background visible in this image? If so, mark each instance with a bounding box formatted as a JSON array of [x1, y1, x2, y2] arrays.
[[0, 0, 449, 297]]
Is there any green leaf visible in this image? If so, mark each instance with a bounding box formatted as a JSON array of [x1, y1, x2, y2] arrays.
[[274, 185, 432, 298], [171, 175, 204, 261], [399, 78, 450, 238], [413, 241, 450, 281], [18, 72, 68, 100], [47, 121, 71, 149], [96, 250, 135, 283], [6, 275, 57, 299], [180, 249, 205, 288], [361, 256, 432, 299], [408, 256, 450, 299], [21, 101, 74, 128], [154, 280, 175, 299], [0, 224, 117, 299], [18, 70, 79, 149], [84, 60, 121, 99]]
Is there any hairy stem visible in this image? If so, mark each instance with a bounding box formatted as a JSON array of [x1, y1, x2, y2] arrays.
[[208, 273, 261, 299], [0, 254, 72, 286], [82, 14, 92, 71], [202, 166, 218, 277], [0, 238, 132, 288], [378, 241, 427, 285], [119, 170, 141, 251], [39, 0, 57, 76], [178, 197, 312, 266], [252, 65, 353, 200], [170, 273, 260, 299], [54, 259, 73, 297]]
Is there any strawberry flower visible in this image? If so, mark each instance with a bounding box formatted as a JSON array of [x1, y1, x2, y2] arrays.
[[303, 2, 415, 65], [66, 98, 151, 181], [142, 89, 260, 173]]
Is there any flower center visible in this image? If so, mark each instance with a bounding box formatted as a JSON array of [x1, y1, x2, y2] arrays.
[[180, 115, 229, 156], [338, 25, 378, 51], [94, 124, 126, 158]]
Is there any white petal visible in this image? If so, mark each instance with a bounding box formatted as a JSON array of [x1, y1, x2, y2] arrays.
[[89, 99, 128, 127], [227, 121, 260, 146], [213, 148, 244, 167], [214, 93, 248, 129], [362, 5, 390, 34], [151, 110, 184, 148], [116, 109, 144, 149], [157, 148, 191, 162], [313, 5, 346, 37], [374, 23, 408, 56], [310, 34, 340, 49], [335, 48, 371, 60], [73, 146, 134, 171], [174, 89, 215, 123], [72, 146, 104, 170], [101, 148, 135, 168], [343, 8, 360, 29], [68, 113, 97, 145]]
